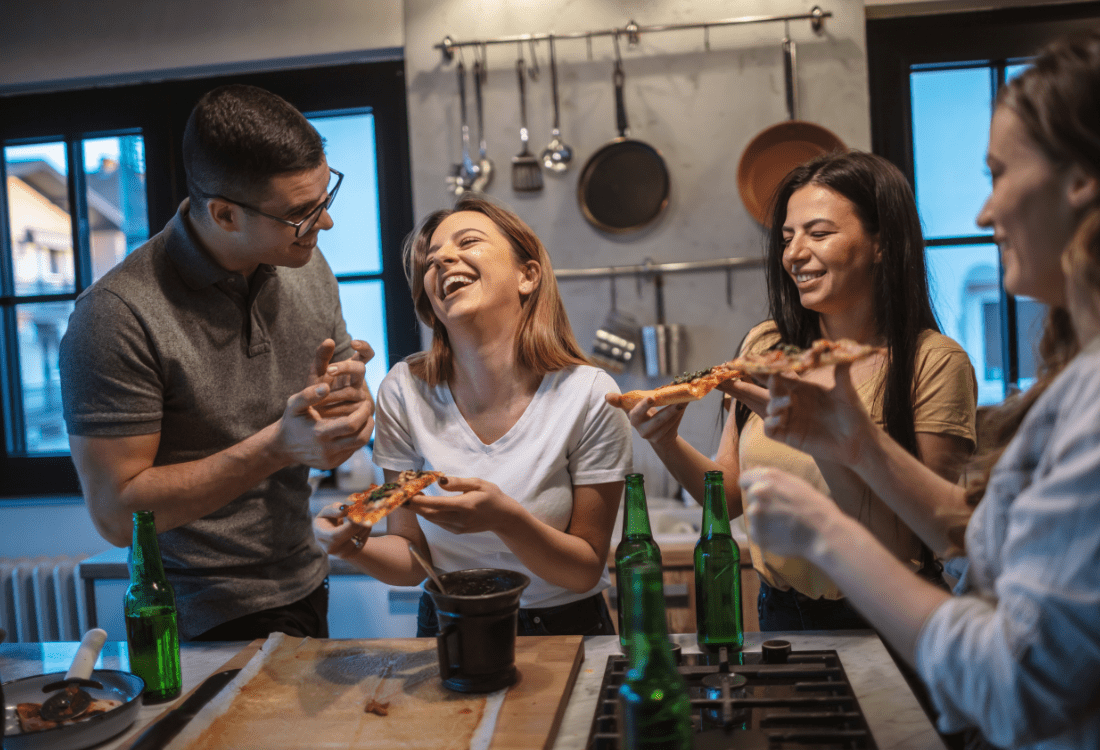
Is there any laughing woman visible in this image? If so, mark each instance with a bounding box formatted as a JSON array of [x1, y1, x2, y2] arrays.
[[314, 195, 631, 637], [611, 151, 978, 631], [743, 29, 1100, 749]]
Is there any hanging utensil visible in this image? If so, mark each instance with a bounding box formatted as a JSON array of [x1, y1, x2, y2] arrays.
[[591, 273, 640, 374], [541, 34, 573, 174], [38, 628, 108, 722], [736, 35, 846, 226], [471, 57, 493, 192], [641, 272, 686, 378], [577, 34, 670, 233], [511, 50, 543, 192], [447, 60, 479, 198]]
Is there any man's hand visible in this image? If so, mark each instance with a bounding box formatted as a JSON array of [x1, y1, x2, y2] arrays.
[[275, 378, 374, 470], [309, 339, 375, 419]]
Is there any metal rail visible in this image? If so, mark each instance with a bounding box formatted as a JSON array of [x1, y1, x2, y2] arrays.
[[435, 6, 831, 61], [553, 256, 762, 280]]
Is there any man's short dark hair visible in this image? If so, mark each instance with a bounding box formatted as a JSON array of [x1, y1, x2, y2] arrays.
[[182, 84, 325, 211]]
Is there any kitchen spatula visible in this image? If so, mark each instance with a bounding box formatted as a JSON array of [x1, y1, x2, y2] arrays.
[[512, 55, 543, 192]]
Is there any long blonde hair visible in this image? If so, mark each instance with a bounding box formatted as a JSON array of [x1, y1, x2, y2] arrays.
[[401, 195, 589, 386]]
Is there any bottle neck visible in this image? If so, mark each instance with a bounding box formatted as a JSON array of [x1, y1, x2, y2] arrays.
[[130, 512, 168, 583], [701, 474, 732, 538], [622, 477, 654, 539]]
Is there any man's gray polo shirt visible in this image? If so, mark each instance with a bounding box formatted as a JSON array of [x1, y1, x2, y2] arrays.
[[60, 202, 351, 639]]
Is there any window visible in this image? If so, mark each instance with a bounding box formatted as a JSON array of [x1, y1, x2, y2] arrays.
[[867, 2, 1100, 405], [0, 62, 416, 496]]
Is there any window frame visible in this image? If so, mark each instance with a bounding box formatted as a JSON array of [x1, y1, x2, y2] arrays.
[[0, 60, 418, 497], [867, 1, 1100, 402]]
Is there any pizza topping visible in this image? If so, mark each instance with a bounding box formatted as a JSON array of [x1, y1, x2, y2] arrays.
[[671, 367, 716, 385], [367, 483, 400, 503]]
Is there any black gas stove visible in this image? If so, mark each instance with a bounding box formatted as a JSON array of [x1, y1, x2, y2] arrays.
[[586, 641, 878, 749]]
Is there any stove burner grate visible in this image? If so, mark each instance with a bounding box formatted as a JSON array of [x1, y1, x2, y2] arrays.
[[586, 646, 878, 749]]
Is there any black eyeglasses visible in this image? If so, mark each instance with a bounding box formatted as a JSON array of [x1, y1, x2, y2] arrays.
[[201, 168, 343, 238]]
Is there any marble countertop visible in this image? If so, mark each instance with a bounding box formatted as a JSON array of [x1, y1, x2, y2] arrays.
[[1, 632, 945, 750]]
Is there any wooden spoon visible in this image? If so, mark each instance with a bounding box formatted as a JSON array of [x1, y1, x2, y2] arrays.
[[407, 543, 448, 595]]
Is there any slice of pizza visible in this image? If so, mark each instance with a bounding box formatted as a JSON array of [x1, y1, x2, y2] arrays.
[[727, 338, 884, 375], [345, 470, 445, 527], [607, 365, 748, 410]]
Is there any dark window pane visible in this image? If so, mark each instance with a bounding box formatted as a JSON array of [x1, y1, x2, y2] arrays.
[[17, 300, 74, 454], [308, 112, 383, 275], [926, 242, 1003, 405], [911, 67, 994, 239], [5, 142, 75, 295], [337, 280, 389, 398], [83, 135, 149, 282]]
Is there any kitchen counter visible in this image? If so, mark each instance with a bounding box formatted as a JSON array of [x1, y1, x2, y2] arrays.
[[2, 631, 945, 750]]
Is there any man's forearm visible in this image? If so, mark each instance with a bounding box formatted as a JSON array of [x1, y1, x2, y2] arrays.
[[77, 423, 293, 545]]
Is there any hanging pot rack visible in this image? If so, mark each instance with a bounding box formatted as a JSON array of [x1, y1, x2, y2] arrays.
[[554, 256, 764, 308], [435, 6, 832, 62]]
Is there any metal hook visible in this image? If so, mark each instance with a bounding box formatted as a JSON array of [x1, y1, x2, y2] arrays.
[[625, 20, 640, 48], [476, 43, 488, 82], [612, 30, 623, 72], [441, 35, 456, 63], [586, 33, 593, 61], [610, 272, 618, 312], [811, 5, 826, 34], [527, 39, 540, 80], [726, 267, 734, 308], [704, 25, 711, 52]]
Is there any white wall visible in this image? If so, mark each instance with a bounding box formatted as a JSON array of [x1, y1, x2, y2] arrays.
[[0, 0, 404, 93], [404, 0, 871, 496]]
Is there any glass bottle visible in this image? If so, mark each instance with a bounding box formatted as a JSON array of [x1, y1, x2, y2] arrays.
[[694, 470, 744, 653], [124, 510, 182, 702], [617, 561, 693, 750], [614, 473, 663, 650]]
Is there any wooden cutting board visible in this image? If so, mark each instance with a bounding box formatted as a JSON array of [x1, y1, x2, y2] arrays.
[[123, 635, 584, 750]]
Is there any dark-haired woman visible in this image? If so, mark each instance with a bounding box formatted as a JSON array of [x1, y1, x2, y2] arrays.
[[742, 29, 1100, 748], [314, 195, 631, 637], [611, 151, 978, 631]]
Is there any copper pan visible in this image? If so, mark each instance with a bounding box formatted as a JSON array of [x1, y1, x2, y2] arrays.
[[737, 38, 846, 227]]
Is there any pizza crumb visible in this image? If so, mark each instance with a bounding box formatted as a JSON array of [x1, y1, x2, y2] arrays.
[[365, 699, 390, 716], [459, 708, 472, 714]]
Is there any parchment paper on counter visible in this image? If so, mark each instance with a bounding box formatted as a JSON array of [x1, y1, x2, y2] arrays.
[[165, 632, 507, 750]]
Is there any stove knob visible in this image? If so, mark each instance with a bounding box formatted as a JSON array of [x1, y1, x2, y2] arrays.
[[762, 639, 791, 664]]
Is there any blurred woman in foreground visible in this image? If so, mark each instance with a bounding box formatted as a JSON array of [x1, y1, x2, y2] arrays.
[[743, 29, 1100, 748]]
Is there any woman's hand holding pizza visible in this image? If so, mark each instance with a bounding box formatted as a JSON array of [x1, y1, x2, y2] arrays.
[[611, 395, 688, 449], [313, 500, 372, 557], [715, 378, 770, 418], [409, 476, 515, 535], [762, 361, 874, 466]]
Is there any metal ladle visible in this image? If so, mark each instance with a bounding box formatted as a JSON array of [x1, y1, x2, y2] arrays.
[[541, 34, 573, 173], [408, 543, 448, 595]]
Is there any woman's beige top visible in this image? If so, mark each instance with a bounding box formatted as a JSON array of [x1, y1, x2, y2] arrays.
[[738, 321, 978, 599]]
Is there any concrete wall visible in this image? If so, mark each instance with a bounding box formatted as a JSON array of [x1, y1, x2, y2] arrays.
[[0, 0, 404, 94], [403, 0, 871, 497]]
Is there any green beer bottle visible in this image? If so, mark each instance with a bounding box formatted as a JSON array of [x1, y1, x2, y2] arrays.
[[694, 470, 743, 653], [617, 561, 693, 750], [124, 510, 182, 702], [614, 473, 663, 650]]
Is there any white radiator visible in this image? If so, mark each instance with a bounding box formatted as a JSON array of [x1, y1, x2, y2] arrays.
[[0, 556, 88, 643]]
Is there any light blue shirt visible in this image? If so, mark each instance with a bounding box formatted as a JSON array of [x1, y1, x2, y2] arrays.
[[916, 337, 1100, 749]]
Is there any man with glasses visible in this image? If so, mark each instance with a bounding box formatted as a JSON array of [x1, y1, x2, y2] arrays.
[[60, 84, 375, 641]]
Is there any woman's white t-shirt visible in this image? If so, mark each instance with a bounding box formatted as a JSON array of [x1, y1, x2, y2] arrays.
[[372, 362, 633, 608]]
